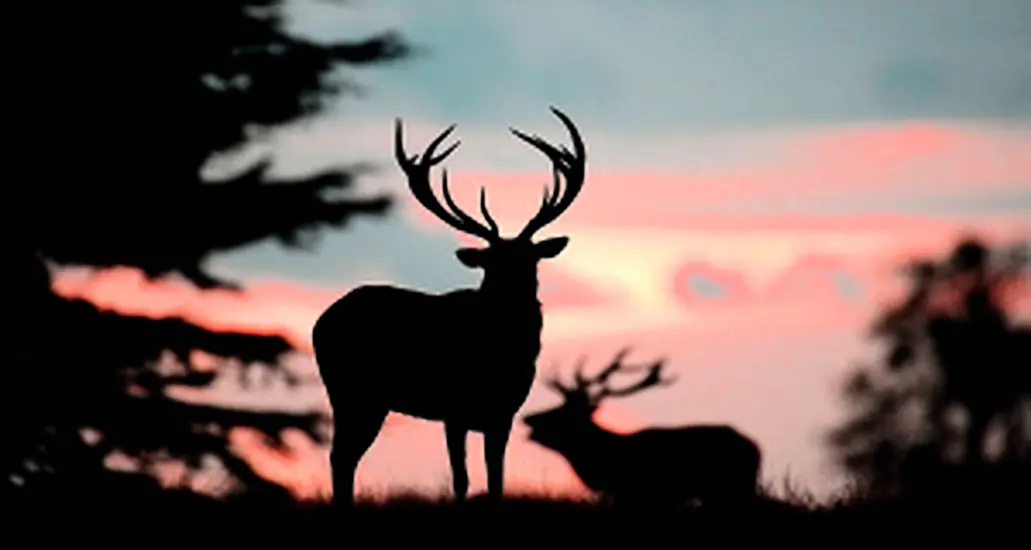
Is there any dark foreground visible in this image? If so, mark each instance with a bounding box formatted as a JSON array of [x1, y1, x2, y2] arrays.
[[13, 474, 1028, 540]]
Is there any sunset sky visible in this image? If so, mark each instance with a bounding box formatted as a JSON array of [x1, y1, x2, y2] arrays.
[[57, 0, 1030, 500]]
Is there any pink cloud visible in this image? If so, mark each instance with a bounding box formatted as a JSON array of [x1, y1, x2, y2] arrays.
[[50, 215, 1026, 357], [51, 267, 342, 353], [763, 254, 858, 303], [399, 122, 1029, 237], [51, 266, 615, 353], [670, 254, 870, 315], [538, 263, 622, 311], [671, 261, 754, 307]]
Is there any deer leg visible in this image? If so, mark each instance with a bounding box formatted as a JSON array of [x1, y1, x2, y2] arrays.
[[329, 406, 387, 509], [484, 420, 512, 501], [444, 423, 469, 501], [329, 445, 354, 509]]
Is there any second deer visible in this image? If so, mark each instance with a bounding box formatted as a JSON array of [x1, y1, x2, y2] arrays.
[[522, 350, 763, 509]]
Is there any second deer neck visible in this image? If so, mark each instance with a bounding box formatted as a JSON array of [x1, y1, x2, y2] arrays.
[[558, 421, 621, 462]]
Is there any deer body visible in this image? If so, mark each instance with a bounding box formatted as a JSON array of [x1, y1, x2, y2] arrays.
[[314, 286, 541, 429], [313, 108, 587, 506], [530, 420, 760, 506], [523, 351, 762, 507]]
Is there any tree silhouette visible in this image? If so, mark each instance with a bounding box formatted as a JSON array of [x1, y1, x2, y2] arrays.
[[827, 236, 1030, 497], [11, 0, 409, 500]]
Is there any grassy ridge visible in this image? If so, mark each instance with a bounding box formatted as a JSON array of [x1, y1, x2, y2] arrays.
[[14, 472, 1026, 538]]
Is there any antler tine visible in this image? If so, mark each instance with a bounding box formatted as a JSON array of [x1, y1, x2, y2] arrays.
[[545, 356, 596, 398], [544, 361, 571, 395], [394, 119, 457, 169], [640, 359, 678, 388], [440, 169, 501, 238], [595, 347, 633, 384], [512, 107, 587, 241], [479, 187, 500, 235], [572, 354, 591, 390], [394, 118, 500, 242], [592, 357, 675, 402]]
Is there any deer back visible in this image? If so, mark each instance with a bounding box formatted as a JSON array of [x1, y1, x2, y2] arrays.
[[314, 285, 540, 419]]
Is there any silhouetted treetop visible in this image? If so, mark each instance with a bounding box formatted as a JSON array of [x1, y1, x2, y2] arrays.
[[12, 0, 409, 499], [30, 0, 408, 290], [828, 236, 1030, 498], [194, 1, 407, 154], [36, 162, 391, 290]]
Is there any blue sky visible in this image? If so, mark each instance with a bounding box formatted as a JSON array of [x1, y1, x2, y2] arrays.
[[290, 0, 1031, 129], [208, 0, 1031, 287]]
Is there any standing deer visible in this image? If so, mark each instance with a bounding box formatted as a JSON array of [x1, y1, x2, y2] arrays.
[[312, 107, 587, 506], [522, 350, 762, 509]]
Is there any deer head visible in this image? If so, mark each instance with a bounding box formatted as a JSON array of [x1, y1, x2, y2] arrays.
[[394, 107, 586, 299], [523, 349, 677, 448]]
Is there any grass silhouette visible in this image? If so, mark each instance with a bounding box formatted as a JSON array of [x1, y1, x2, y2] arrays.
[[16, 468, 1025, 538]]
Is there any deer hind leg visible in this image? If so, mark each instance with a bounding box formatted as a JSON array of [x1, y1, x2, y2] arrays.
[[484, 420, 512, 501], [329, 405, 387, 509], [705, 473, 760, 516], [445, 423, 469, 501]]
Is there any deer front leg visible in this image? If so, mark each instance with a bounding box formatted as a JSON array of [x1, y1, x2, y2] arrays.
[[445, 422, 469, 501], [484, 420, 512, 501]]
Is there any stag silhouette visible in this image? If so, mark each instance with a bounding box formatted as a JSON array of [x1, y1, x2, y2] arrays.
[[312, 107, 587, 506], [522, 350, 762, 509]]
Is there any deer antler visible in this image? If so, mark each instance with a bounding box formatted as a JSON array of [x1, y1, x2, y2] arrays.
[[511, 107, 586, 241], [573, 347, 631, 389], [394, 119, 500, 243], [592, 360, 676, 403], [546, 355, 588, 397], [561, 349, 675, 404]]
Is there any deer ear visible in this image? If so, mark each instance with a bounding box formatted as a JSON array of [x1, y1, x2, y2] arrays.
[[456, 247, 488, 268], [534, 236, 569, 259]]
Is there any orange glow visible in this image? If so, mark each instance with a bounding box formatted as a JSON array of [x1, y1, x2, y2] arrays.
[[229, 427, 331, 501]]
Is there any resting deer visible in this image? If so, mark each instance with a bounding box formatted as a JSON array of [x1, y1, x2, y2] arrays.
[[312, 107, 587, 506], [522, 350, 762, 508]]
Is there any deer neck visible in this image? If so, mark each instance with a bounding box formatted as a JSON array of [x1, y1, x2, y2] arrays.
[[475, 275, 544, 359], [476, 276, 543, 319], [554, 420, 619, 470]]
